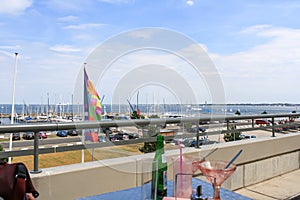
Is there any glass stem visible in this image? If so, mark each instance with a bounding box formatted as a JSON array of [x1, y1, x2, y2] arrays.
[[213, 185, 221, 200]]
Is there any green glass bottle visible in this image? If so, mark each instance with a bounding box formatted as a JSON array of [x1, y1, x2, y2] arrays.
[[151, 135, 167, 200]]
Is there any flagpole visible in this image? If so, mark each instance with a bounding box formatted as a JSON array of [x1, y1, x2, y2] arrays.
[[8, 52, 18, 163]]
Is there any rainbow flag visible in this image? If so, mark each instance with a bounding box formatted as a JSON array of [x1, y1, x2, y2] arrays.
[[84, 68, 102, 142]]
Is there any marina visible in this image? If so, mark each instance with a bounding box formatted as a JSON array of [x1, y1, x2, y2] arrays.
[[1, 103, 299, 124]]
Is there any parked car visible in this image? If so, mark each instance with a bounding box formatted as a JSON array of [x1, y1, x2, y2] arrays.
[[39, 132, 47, 139], [126, 133, 139, 139], [110, 132, 126, 141], [109, 132, 137, 141], [182, 138, 195, 147], [244, 135, 256, 139], [22, 132, 34, 140], [56, 130, 68, 137], [182, 138, 214, 147], [255, 120, 270, 125], [67, 130, 79, 136], [241, 134, 256, 139], [101, 127, 112, 134], [12, 133, 21, 140], [98, 134, 108, 142], [169, 138, 185, 146], [275, 127, 283, 132], [187, 127, 206, 133]]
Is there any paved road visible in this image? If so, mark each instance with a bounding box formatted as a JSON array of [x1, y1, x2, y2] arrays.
[[0, 137, 82, 148]]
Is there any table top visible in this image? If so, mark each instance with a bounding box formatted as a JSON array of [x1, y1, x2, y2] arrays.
[[78, 179, 252, 200]]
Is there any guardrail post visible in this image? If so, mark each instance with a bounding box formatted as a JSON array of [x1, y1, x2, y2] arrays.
[[30, 131, 42, 174], [226, 120, 229, 130], [272, 117, 275, 137], [196, 122, 200, 148], [252, 119, 254, 128]]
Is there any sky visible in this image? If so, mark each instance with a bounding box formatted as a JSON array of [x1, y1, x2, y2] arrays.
[[1, 0, 300, 105]]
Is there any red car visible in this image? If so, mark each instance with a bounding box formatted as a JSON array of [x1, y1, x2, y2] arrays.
[[39, 132, 47, 139], [255, 120, 270, 125]]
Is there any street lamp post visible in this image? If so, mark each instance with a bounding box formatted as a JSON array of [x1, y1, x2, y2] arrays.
[[8, 52, 18, 163]]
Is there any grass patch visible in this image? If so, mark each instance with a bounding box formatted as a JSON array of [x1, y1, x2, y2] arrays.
[[11, 143, 179, 170], [12, 150, 94, 169]]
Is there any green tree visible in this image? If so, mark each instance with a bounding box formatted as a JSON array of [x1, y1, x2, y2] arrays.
[[139, 141, 157, 153], [224, 124, 242, 142], [149, 114, 159, 118], [235, 110, 241, 115], [139, 115, 159, 153], [139, 125, 159, 153], [130, 110, 145, 119]]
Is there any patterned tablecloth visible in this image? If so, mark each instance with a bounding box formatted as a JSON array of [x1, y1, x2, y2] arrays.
[[78, 178, 252, 200]]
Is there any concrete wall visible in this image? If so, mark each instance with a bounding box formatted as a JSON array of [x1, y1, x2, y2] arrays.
[[31, 133, 300, 200]]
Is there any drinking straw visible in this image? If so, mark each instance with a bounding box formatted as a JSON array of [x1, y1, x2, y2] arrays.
[[225, 149, 243, 169], [177, 140, 183, 196]]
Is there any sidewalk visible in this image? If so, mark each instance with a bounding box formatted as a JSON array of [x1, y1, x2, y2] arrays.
[[234, 169, 300, 200]]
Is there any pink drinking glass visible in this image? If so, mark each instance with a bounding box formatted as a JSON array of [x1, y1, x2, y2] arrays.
[[198, 160, 236, 200]]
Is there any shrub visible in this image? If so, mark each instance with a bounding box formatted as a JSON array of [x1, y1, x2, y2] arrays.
[[224, 124, 242, 142], [0, 144, 8, 163]]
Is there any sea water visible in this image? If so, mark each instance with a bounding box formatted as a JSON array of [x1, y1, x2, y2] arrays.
[[0, 103, 298, 120]]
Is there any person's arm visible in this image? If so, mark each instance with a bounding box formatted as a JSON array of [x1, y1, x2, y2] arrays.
[[26, 193, 35, 200]]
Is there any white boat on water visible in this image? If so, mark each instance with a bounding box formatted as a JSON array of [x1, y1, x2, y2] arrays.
[[50, 116, 72, 123]]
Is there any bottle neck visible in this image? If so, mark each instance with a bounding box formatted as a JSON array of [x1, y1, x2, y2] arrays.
[[156, 135, 164, 150]]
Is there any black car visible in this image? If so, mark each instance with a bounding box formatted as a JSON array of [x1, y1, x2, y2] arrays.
[[67, 130, 79, 136], [22, 132, 34, 140], [111, 132, 139, 140], [110, 132, 125, 141], [101, 127, 112, 134], [12, 133, 21, 141], [188, 139, 214, 147], [127, 133, 139, 139]]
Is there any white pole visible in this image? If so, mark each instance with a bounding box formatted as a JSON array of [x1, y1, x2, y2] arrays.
[[9, 52, 18, 163], [81, 129, 85, 163], [82, 63, 87, 163]]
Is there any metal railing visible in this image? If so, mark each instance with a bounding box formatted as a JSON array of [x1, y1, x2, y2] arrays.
[[1, 113, 299, 173]]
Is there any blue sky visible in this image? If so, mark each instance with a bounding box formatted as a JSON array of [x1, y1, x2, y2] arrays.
[[1, 0, 300, 104]]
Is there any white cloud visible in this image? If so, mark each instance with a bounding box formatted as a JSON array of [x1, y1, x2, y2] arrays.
[[50, 45, 81, 53], [58, 15, 79, 22], [63, 23, 106, 30], [186, 0, 194, 6], [214, 26, 300, 73], [210, 25, 300, 102], [0, 0, 33, 15], [240, 24, 272, 34]]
